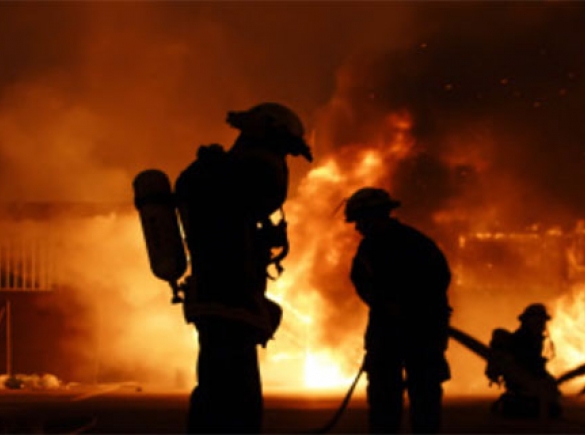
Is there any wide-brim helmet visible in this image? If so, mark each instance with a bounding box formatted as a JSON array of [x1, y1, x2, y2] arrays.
[[226, 102, 313, 162], [518, 303, 551, 322], [344, 187, 401, 223]]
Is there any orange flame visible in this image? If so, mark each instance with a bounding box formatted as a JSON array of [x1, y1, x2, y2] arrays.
[[260, 111, 416, 393], [549, 283, 585, 392]]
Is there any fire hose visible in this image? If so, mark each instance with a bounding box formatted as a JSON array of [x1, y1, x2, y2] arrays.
[[303, 357, 366, 434], [309, 327, 585, 433]]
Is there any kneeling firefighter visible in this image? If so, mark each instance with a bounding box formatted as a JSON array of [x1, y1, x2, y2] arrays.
[[174, 103, 312, 433], [486, 303, 561, 419]]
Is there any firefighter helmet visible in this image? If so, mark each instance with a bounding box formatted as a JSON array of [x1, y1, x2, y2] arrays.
[[344, 187, 401, 223], [226, 102, 313, 161], [518, 303, 551, 322]]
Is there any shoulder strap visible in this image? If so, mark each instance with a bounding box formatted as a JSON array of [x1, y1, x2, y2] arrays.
[[260, 207, 290, 280]]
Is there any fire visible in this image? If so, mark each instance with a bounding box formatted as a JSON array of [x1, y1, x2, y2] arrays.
[[16, 121, 585, 398], [303, 350, 355, 389], [535, 224, 585, 391], [443, 223, 585, 396], [548, 283, 585, 389], [13, 107, 570, 396], [259, 112, 416, 393]]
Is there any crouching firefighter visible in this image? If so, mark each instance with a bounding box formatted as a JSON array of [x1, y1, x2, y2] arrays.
[[485, 303, 562, 419], [174, 103, 313, 434]]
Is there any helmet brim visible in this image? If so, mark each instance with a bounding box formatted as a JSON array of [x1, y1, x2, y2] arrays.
[[345, 200, 401, 223]]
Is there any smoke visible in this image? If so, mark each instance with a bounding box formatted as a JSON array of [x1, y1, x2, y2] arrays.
[[51, 213, 191, 383], [316, 4, 585, 233], [1, 3, 583, 210], [0, 2, 424, 203]]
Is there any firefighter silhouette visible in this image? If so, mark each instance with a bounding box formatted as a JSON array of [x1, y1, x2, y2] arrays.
[[174, 102, 312, 433], [344, 187, 452, 434], [486, 303, 562, 419]]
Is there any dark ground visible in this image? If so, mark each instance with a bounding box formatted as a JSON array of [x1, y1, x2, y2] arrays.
[[1, 386, 585, 434]]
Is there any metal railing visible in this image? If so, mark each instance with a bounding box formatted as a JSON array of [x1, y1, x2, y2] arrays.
[[0, 237, 55, 292]]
